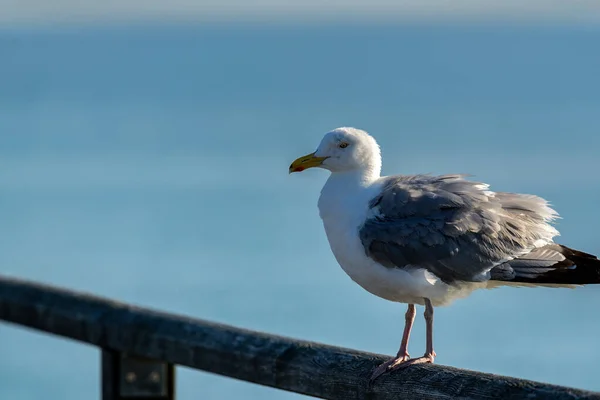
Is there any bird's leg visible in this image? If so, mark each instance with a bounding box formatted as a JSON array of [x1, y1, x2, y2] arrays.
[[424, 297, 436, 359], [370, 299, 438, 382], [396, 298, 436, 366], [370, 304, 416, 381], [397, 303, 416, 360]]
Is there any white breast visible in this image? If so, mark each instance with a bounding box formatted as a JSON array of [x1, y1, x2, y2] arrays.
[[317, 174, 483, 307]]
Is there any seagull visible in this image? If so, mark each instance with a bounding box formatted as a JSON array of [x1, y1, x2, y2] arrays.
[[289, 127, 600, 381]]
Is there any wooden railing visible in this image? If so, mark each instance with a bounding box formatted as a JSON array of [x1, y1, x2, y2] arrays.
[[1, 275, 598, 399]]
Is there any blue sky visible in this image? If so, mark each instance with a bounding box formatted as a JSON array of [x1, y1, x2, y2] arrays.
[[2, 0, 600, 26]]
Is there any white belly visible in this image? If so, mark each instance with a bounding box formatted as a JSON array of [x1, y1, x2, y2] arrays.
[[322, 218, 467, 306], [317, 174, 485, 307]]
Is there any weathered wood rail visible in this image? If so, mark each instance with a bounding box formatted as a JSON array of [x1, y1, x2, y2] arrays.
[[0, 275, 598, 400]]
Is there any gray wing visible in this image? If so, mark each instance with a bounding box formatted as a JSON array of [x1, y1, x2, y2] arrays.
[[359, 174, 559, 283]]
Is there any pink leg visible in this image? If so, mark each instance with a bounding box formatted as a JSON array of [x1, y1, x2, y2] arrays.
[[370, 304, 416, 381], [397, 303, 416, 358], [394, 298, 436, 367]]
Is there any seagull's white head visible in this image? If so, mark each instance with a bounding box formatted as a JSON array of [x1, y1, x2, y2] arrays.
[[289, 127, 382, 177]]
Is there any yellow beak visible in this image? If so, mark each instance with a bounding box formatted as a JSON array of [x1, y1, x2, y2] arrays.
[[289, 152, 329, 173]]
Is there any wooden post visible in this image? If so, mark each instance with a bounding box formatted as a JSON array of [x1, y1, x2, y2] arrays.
[[102, 350, 175, 400]]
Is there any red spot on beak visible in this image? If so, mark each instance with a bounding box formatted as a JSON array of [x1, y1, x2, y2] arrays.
[[295, 167, 305, 172]]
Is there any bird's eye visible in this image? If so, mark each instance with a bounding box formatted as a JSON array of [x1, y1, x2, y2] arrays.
[[339, 142, 349, 149]]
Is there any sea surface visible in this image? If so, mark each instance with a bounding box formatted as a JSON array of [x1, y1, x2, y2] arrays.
[[1, 22, 599, 399]]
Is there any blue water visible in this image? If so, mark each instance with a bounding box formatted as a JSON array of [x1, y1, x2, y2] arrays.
[[1, 23, 599, 399]]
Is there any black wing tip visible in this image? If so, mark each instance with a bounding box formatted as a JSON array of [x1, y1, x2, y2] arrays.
[[502, 245, 600, 285]]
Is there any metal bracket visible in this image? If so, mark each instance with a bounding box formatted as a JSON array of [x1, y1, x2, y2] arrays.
[[102, 350, 175, 400], [119, 354, 170, 398]]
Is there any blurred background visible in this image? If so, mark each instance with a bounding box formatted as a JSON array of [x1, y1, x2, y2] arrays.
[[1, 1, 600, 399]]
